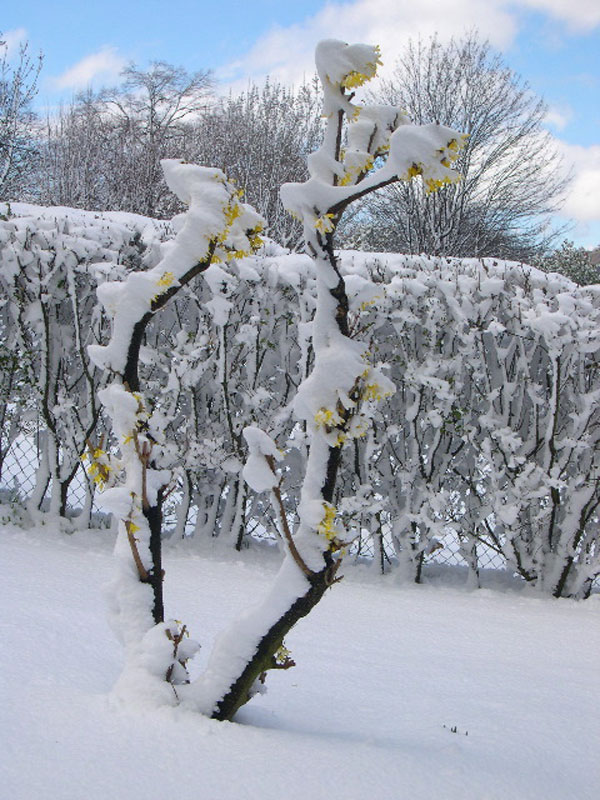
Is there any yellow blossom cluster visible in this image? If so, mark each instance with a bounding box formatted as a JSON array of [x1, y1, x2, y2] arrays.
[[339, 154, 374, 186], [122, 393, 150, 446], [82, 446, 111, 490], [156, 271, 175, 288], [217, 195, 242, 246], [212, 187, 264, 261], [313, 361, 392, 448], [317, 502, 338, 541], [359, 297, 378, 311], [274, 644, 293, 666], [125, 517, 141, 536], [425, 176, 455, 193], [363, 383, 381, 401], [406, 163, 423, 179], [314, 407, 344, 428], [437, 137, 465, 167], [220, 196, 243, 235], [314, 213, 336, 234], [340, 46, 382, 89], [248, 230, 264, 251], [151, 271, 177, 303], [359, 361, 394, 404], [401, 136, 467, 194]]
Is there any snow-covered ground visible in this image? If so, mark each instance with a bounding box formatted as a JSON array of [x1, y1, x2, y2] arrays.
[[2, 519, 598, 800]]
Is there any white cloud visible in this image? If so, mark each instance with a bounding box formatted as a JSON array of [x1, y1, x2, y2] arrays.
[[544, 105, 573, 131], [217, 0, 600, 94], [0, 28, 28, 59], [520, 0, 600, 30], [556, 141, 600, 223], [217, 0, 519, 92], [52, 47, 126, 91]]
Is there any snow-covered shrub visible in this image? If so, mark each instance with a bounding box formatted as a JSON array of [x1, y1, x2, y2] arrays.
[[3, 35, 598, 733], [74, 37, 471, 721], [2, 210, 598, 599], [335, 253, 600, 597], [142, 242, 315, 547], [535, 240, 600, 286], [459, 264, 600, 598], [0, 202, 169, 519]]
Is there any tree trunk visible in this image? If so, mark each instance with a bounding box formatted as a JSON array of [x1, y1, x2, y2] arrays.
[[210, 561, 337, 721], [145, 489, 164, 624]]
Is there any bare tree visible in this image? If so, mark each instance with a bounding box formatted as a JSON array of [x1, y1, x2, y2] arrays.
[[102, 62, 214, 217], [36, 90, 115, 210], [187, 79, 323, 247], [37, 62, 213, 217], [341, 33, 569, 260], [0, 34, 42, 198], [35, 74, 323, 245]]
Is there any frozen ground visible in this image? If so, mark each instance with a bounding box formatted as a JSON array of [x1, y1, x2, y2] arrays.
[[1, 519, 598, 800]]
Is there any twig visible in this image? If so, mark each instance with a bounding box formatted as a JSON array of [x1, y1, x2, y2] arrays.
[[124, 519, 150, 581], [266, 455, 314, 579]]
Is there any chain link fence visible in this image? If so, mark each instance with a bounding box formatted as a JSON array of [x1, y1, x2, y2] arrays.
[[0, 434, 180, 529], [0, 434, 96, 515], [0, 433, 508, 576], [1, 436, 39, 502], [347, 522, 504, 573]]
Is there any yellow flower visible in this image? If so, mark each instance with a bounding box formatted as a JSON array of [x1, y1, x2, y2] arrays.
[[406, 163, 423, 179], [224, 200, 242, 226], [314, 407, 342, 428], [216, 199, 244, 244], [351, 419, 368, 439], [83, 445, 110, 489], [340, 46, 382, 89], [226, 249, 251, 261], [342, 71, 368, 89], [363, 383, 382, 401], [156, 271, 175, 288], [274, 644, 292, 665], [360, 297, 378, 311], [249, 233, 264, 250], [317, 502, 338, 541], [314, 213, 336, 234], [339, 154, 374, 186], [362, 378, 393, 402], [425, 175, 457, 194]]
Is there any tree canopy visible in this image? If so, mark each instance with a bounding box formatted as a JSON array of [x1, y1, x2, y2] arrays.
[[339, 34, 569, 261]]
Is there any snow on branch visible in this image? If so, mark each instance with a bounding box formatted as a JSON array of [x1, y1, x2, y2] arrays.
[[89, 159, 264, 377], [281, 39, 467, 236]]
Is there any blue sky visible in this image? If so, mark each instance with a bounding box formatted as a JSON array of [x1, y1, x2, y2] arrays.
[[3, 0, 599, 248]]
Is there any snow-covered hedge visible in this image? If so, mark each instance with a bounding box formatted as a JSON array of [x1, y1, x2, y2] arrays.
[[0, 202, 170, 518], [342, 253, 600, 598], [1, 202, 598, 597]]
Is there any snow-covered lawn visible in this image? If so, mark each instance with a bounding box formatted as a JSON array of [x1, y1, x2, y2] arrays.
[[2, 521, 598, 800]]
